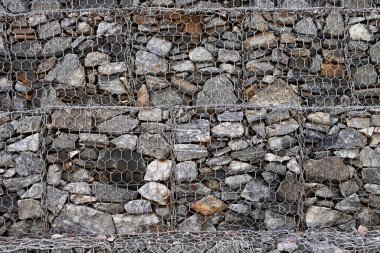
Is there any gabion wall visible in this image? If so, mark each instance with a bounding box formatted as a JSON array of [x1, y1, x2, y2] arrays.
[[1, 0, 380, 242]]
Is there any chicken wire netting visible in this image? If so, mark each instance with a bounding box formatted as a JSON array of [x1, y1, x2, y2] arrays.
[[2, 1, 380, 252]]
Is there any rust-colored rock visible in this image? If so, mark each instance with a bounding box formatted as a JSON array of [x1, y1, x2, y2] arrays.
[[191, 195, 227, 215], [321, 63, 346, 78], [243, 32, 277, 50], [136, 84, 150, 107]]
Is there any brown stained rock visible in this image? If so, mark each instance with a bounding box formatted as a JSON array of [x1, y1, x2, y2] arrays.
[[136, 84, 150, 107], [191, 195, 227, 215], [171, 77, 198, 95], [243, 32, 277, 50], [37, 57, 57, 74], [180, 15, 203, 36], [321, 63, 346, 78]]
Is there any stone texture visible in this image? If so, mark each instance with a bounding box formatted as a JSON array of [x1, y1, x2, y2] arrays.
[[138, 182, 171, 205], [53, 204, 116, 235]]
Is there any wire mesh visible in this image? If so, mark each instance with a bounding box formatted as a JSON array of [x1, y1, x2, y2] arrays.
[[1, 1, 380, 251]]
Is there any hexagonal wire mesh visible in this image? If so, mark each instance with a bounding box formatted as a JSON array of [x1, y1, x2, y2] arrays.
[[1, 2, 380, 252], [0, 111, 48, 237]]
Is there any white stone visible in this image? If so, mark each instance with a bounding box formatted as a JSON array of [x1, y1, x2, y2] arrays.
[[98, 62, 128, 75], [138, 182, 171, 205], [6, 133, 40, 152], [144, 159, 173, 181], [110, 134, 138, 150], [146, 37, 172, 56], [211, 122, 244, 138], [189, 47, 213, 62], [349, 24, 374, 41]]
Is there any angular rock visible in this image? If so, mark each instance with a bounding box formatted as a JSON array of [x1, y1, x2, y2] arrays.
[[217, 111, 244, 122], [320, 128, 366, 149], [45, 54, 85, 87], [0, 122, 14, 141], [96, 115, 139, 134], [364, 184, 380, 194], [191, 195, 227, 215], [62, 168, 90, 182], [113, 214, 160, 235], [84, 51, 111, 67], [47, 164, 62, 185], [294, 17, 317, 36], [20, 183, 43, 199], [174, 144, 208, 161], [11, 41, 42, 58], [15, 152, 43, 176], [303, 157, 351, 182], [45, 186, 69, 215], [138, 182, 171, 205], [124, 200, 152, 214], [145, 75, 170, 91], [268, 136, 297, 150], [246, 61, 274, 75], [362, 168, 380, 184], [241, 181, 272, 202], [189, 47, 213, 62], [243, 32, 276, 50], [349, 24, 374, 41], [276, 172, 300, 203], [99, 77, 128, 95], [18, 199, 44, 220], [175, 161, 198, 183], [135, 50, 168, 75], [353, 64, 378, 86], [3, 175, 41, 192], [306, 206, 352, 229], [196, 75, 238, 106], [70, 195, 97, 205], [144, 159, 173, 181], [335, 194, 361, 213], [150, 89, 185, 107], [6, 133, 40, 152], [98, 62, 128, 75], [38, 20, 61, 39], [370, 41, 380, 64], [11, 116, 41, 134], [264, 211, 297, 230], [43, 37, 72, 57], [174, 120, 210, 143], [50, 133, 81, 150], [97, 22, 122, 36], [340, 180, 359, 197], [175, 183, 211, 198], [323, 13, 344, 37], [225, 174, 253, 189], [93, 203, 125, 214], [53, 204, 115, 235], [92, 183, 138, 203], [218, 49, 240, 63], [360, 147, 380, 167], [137, 133, 171, 159], [171, 77, 198, 95], [249, 80, 301, 106], [228, 139, 249, 151], [266, 118, 299, 137], [178, 214, 202, 232], [171, 60, 195, 72], [230, 146, 266, 162], [110, 134, 138, 150], [63, 182, 91, 195], [307, 112, 331, 125], [146, 37, 172, 56], [211, 122, 244, 138], [138, 108, 162, 122]]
